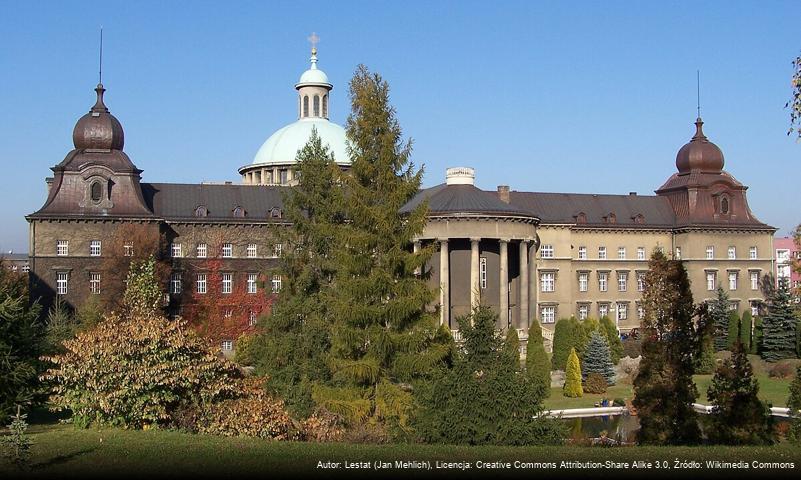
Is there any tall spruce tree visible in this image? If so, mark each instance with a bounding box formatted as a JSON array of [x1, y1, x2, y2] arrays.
[[633, 250, 701, 445], [551, 317, 583, 370], [312, 65, 450, 432], [525, 321, 551, 398], [710, 287, 731, 351], [582, 331, 615, 385], [761, 278, 799, 362], [249, 129, 344, 417]]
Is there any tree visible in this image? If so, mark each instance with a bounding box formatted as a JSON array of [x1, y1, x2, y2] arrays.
[[582, 331, 615, 385], [788, 52, 801, 139], [41, 295, 78, 355], [727, 311, 740, 350], [706, 342, 774, 445], [740, 310, 753, 353], [633, 250, 701, 445], [761, 278, 799, 362], [525, 321, 551, 398], [504, 327, 520, 367], [413, 306, 563, 445], [563, 348, 582, 398], [599, 316, 624, 364], [710, 287, 731, 351], [310, 65, 449, 433], [752, 316, 764, 355], [788, 366, 801, 444], [551, 317, 582, 370], [122, 256, 163, 320]]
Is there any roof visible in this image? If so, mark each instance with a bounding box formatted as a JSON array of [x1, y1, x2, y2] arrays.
[[247, 118, 350, 169], [141, 183, 288, 221], [505, 191, 677, 227], [401, 183, 536, 218]]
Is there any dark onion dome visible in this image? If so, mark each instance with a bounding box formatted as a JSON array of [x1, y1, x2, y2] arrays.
[[72, 83, 124, 151], [675, 117, 724, 174]]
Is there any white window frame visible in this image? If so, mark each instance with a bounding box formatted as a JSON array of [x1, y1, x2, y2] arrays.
[[196, 273, 207, 294], [540, 306, 555, 324], [637, 272, 646, 292], [89, 272, 100, 294], [247, 273, 258, 294], [249, 310, 257, 326], [637, 305, 645, 320], [749, 246, 757, 260], [675, 246, 681, 260], [750, 271, 759, 290], [272, 243, 283, 258], [271, 274, 282, 294], [56, 271, 68, 295], [247, 243, 257, 258], [196, 243, 207, 258], [540, 244, 554, 258], [222, 273, 233, 294], [124, 243, 134, 257], [598, 303, 609, 319], [90, 240, 101, 257], [171, 272, 182, 294], [221, 243, 233, 258], [618, 272, 628, 292], [540, 272, 555, 293], [479, 257, 487, 289], [577, 246, 587, 260], [637, 247, 645, 260], [57, 240, 69, 256], [598, 272, 608, 292], [728, 272, 738, 290], [706, 246, 714, 260], [221, 340, 233, 351], [617, 303, 628, 321], [727, 246, 736, 260], [578, 273, 588, 292], [618, 247, 626, 260], [598, 246, 607, 260], [578, 304, 588, 320], [706, 271, 716, 291], [171, 242, 183, 258]]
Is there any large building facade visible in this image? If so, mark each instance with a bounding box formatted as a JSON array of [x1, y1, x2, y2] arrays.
[[26, 48, 776, 351]]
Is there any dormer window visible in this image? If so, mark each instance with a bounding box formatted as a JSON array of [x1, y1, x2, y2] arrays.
[[90, 181, 103, 203], [575, 212, 587, 224], [194, 205, 208, 217], [632, 214, 645, 224], [604, 213, 616, 224], [233, 206, 245, 218], [269, 207, 282, 219]]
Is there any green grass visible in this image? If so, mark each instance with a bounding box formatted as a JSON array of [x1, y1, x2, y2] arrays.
[[2, 425, 800, 478]]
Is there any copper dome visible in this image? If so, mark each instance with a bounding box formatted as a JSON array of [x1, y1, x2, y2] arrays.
[[675, 117, 724, 174], [72, 84, 125, 151]]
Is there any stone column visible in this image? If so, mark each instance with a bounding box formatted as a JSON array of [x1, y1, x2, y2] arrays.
[[439, 239, 449, 327], [470, 238, 480, 309], [261, 168, 267, 185], [528, 241, 537, 329], [499, 239, 509, 329], [519, 240, 529, 330]]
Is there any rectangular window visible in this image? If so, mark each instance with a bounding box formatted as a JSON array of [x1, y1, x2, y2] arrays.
[[728, 272, 738, 290], [637, 272, 646, 292], [222, 273, 232, 294], [479, 257, 487, 289], [598, 272, 608, 292], [221, 243, 233, 258], [89, 272, 100, 294], [90, 240, 101, 257], [540, 244, 554, 258], [247, 273, 258, 294], [56, 271, 68, 295], [598, 246, 607, 260], [706, 271, 717, 291], [577, 246, 587, 260], [196, 243, 207, 258], [221, 340, 233, 351], [170, 272, 182, 294], [57, 240, 69, 256], [618, 272, 628, 292], [728, 246, 736, 260], [124, 243, 134, 257], [749, 246, 758, 260], [21, 265, 29, 273], [675, 246, 681, 260], [540, 306, 555, 324], [618, 247, 626, 260], [776, 249, 791, 262], [196, 273, 207, 294], [750, 271, 759, 290], [617, 303, 628, 321], [637, 247, 645, 260], [637, 305, 645, 320], [578, 304, 589, 320], [271, 274, 282, 293], [171, 242, 183, 258], [540, 272, 555, 292], [247, 243, 257, 258], [249, 311, 257, 326], [273, 243, 283, 258], [598, 304, 609, 319], [706, 246, 714, 260], [578, 273, 588, 292]]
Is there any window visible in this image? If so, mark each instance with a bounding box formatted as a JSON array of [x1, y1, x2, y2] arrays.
[[540, 272, 555, 292], [233, 206, 245, 217], [171, 243, 183, 258], [272, 243, 282, 258], [598, 272, 608, 292], [90, 272, 100, 294], [578, 304, 589, 320], [706, 246, 714, 259], [221, 340, 233, 352], [540, 244, 554, 258], [750, 271, 759, 290], [280, 170, 289, 184], [323, 95, 328, 118], [247, 244, 257, 258], [728, 272, 738, 290], [90, 181, 102, 202], [728, 246, 736, 260], [720, 196, 730, 214], [21, 265, 29, 273], [599, 304, 609, 319], [196, 243, 207, 258], [616, 303, 628, 321], [675, 247, 681, 260], [196, 273, 207, 294], [618, 247, 626, 260], [540, 306, 555, 324], [57, 240, 69, 256], [618, 272, 628, 292], [598, 246, 607, 260], [313, 95, 320, 116], [170, 272, 182, 294], [194, 206, 208, 217], [271, 275, 282, 293], [749, 246, 758, 259], [577, 246, 587, 260], [90, 240, 101, 257], [302, 96, 309, 117], [637, 273, 646, 292], [776, 249, 791, 262], [247, 273, 258, 294], [479, 257, 487, 289], [222, 273, 232, 294], [224, 309, 232, 319], [637, 305, 645, 320], [124, 243, 134, 256], [578, 273, 588, 292], [637, 247, 645, 260], [56, 272, 68, 295], [706, 271, 717, 291], [221, 243, 233, 258], [249, 311, 258, 326]]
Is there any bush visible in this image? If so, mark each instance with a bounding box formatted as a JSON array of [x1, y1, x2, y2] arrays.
[[612, 398, 626, 407], [769, 361, 796, 379], [301, 409, 345, 443], [740, 311, 753, 352], [584, 373, 607, 394], [752, 316, 763, 355], [622, 336, 641, 358], [788, 366, 801, 444], [525, 322, 551, 395], [618, 356, 640, 384], [563, 348, 583, 398]]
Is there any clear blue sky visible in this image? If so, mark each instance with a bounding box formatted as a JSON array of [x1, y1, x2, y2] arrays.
[[1, 0, 798, 253]]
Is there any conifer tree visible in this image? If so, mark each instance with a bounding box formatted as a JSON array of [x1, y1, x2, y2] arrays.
[[563, 348, 583, 398], [525, 321, 551, 398], [313, 65, 450, 432], [710, 287, 731, 351], [551, 317, 582, 370], [582, 331, 615, 385], [761, 278, 799, 362], [706, 342, 774, 445], [752, 316, 763, 355], [727, 311, 740, 350], [633, 250, 701, 445], [788, 365, 801, 444], [504, 327, 520, 368], [740, 310, 753, 352], [599, 316, 624, 364]]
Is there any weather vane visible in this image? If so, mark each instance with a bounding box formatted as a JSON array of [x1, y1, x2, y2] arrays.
[[307, 32, 319, 53]]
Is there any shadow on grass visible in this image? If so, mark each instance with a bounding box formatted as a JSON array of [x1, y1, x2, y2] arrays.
[[31, 447, 97, 470]]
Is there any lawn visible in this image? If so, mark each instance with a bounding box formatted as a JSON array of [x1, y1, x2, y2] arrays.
[[1, 425, 799, 478]]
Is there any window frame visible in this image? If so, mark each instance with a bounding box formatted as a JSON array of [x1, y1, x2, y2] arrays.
[[57, 240, 69, 256], [90, 240, 101, 257]]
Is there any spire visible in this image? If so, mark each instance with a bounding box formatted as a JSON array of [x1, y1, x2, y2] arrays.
[[693, 117, 706, 140], [91, 83, 109, 113], [308, 32, 320, 70]]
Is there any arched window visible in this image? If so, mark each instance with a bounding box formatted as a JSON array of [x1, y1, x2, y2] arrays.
[[269, 207, 282, 219], [90, 181, 102, 203], [576, 212, 587, 224], [322, 95, 328, 118], [313, 95, 320, 117], [720, 196, 730, 215], [632, 214, 645, 224], [194, 205, 208, 217], [607, 213, 617, 224], [303, 96, 309, 117], [233, 206, 245, 218]]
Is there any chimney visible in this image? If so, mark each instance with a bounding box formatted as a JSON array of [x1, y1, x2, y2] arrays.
[[498, 185, 510, 203]]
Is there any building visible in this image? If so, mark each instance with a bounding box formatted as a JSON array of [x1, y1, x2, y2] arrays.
[[774, 236, 800, 301], [1, 252, 30, 274], [26, 47, 776, 351]]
